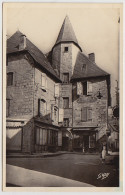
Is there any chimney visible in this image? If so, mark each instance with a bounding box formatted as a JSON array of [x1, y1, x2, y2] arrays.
[[19, 34, 26, 50], [88, 53, 95, 63]]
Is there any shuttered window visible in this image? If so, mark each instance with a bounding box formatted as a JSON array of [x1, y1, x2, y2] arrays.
[[63, 97, 69, 108], [77, 81, 92, 96], [38, 99, 47, 116], [81, 107, 92, 122], [7, 72, 13, 86]]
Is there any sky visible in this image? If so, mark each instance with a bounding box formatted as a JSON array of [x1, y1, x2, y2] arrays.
[[5, 3, 122, 106]]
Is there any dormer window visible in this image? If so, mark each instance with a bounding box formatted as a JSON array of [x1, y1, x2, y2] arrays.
[[64, 47, 68, 52], [82, 64, 86, 71]]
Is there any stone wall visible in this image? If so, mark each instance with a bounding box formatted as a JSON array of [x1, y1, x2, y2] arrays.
[[73, 77, 108, 139], [34, 67, 59, 126], [7, 53, 34, 119]]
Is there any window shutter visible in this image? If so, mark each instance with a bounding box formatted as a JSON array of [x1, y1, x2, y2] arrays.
[[41, 73, 46, 90], [77, 82, 83, 95], [40, 129, 43, 145], [38, 99, 41, 116], [36, 127, 40, 145], [58, 131, 62, 146], [46, 78, 48, 91], [87, 81, 92, 95], [59, 108, 64, 122], [51, 105, 54, 121], [81, 107, 87, 122], [55, 83, 60, 97], [87, 108, 92, 121]]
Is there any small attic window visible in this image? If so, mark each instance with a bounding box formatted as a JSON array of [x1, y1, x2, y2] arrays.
[[64, 47, 68, 52], [81, 64, 86, 71]]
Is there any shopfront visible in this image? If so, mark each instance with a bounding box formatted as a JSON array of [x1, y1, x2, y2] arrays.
[[72, 129, 97, 152], [34, 122, 62, 152]]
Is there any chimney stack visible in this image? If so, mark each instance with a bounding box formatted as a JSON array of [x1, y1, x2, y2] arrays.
[[19, 34, 26, 50], [88, 53, 95, 63]]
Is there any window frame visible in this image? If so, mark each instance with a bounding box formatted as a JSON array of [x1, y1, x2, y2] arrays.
[[64, 47, 68, 53], [63, 118, 69, 127]]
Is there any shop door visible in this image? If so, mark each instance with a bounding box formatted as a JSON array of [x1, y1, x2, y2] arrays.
[[6, 128, 22, 151], [83, 135, 89, 152]]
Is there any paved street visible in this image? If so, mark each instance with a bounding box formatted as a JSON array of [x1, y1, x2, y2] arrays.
[[6, 154, 119, 187]]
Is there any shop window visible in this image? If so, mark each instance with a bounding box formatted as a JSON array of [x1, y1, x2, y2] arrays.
[[7, 72, 13, 86], [63, 118, 69, 127], [36, 128, 58, 146], [89, 135, 96, 148], [63, 97, 69, 109], [63, 73, 69, 83], [6, 99, 10, 117], [64, 47, 68, 52], [81, 107, 92, 122]]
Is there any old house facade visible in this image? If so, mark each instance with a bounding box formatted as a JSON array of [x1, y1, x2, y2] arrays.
[[6, 16, 111, 153]]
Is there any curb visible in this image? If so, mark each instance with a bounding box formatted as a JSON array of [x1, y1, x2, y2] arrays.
[[6, 152, 100, 158]]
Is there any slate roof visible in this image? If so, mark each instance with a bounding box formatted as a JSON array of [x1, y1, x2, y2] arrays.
[[71, 51, 109, 80], [7, 31, 61, 82], [55, 16, 82, 51]]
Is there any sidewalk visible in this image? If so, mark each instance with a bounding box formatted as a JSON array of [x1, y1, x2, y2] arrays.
[[6, 151, 99, 158], [6, 164, 94, 187]]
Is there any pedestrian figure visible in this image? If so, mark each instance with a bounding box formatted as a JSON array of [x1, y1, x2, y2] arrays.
[[102, 145, 106, 163]]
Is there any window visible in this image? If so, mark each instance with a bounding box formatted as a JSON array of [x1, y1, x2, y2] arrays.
[[81, 107, 92, 122], [38, 99, 47, 116], [63, 97, 69, 109], [63, 73, 69, 83], [63, 118, 69, 127], [83, 82, 87, 95], [64, 47, 68, 52], [36, 127, 58, 146], [6, 99, 10, 117], [7, 72, 13, 86], [81, 64, 86, 71]]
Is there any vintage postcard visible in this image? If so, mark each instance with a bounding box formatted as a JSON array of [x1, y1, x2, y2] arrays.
[[2, 2, 123, 192]]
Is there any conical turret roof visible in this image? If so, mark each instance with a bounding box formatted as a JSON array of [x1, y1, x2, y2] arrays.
[[55, 16, 82, 51]]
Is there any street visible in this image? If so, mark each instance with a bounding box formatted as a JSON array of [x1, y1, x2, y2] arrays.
[[6, 154, 119, 187]]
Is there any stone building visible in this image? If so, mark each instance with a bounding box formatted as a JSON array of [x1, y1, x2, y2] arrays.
[[6, 16, 111, 153]]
